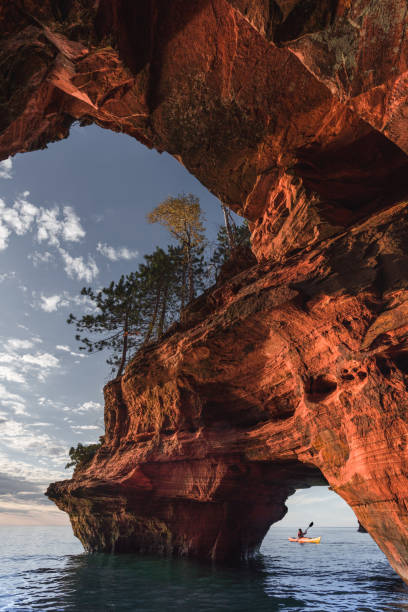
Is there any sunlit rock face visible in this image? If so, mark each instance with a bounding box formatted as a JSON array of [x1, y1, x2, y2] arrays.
[[2, 0, 408, 583], [2, 1, 408, 260], [49, 201, 408, 581]]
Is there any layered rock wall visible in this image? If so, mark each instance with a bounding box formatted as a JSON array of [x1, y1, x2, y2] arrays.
[[2, 1, 408, 260], [1, 0, 408, 584], [50, 202, 408, 580]]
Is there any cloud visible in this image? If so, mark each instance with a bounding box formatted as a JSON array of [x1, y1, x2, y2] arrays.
[[0, 384, 27, 415], [28, 251, 54, 267], [40, 294, 68, 312], [56, 345, 70, 352], [0, 366, 26, 384], [0, 271, 16, 283], [0, 220, 10, 250], [36, 205, 84, 246], [72, 424, 100, 430], [0, 419, 66, 460], [56, 344, 86, 359], [0, 472, 41, 496], [36, 208, 59, 245], [73, 400, 102, 414], [21, 353, 60, 369], [0, 474, 57, 516], [0, 158, 13, 179], [59, 247, 98, 282], [97, 242, 139, 261], [0, 456, 72, 524], [35, 291, 95, 314], [1, 196, 37, 236], [0, 496, 69, 525], [0, 452, 65, 484], [61, 206, 86, 242], [6, 339, 34, 351], [0, 341, 61, 385], [0, 192, 86, 254]]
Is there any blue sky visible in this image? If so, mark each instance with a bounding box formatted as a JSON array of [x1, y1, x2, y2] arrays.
[[0, 125, 356, 529]]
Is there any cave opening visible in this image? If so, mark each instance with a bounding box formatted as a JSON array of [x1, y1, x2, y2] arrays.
[[0, 122, 234, 526], [295, 128, 408, 227], [260, 485, 358, 554]]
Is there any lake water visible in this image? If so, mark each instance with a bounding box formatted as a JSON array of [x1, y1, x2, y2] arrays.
[[1, 525, 407, 611]]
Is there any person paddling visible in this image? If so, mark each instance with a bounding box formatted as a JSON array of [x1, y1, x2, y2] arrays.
[[298, 522, 313, 540]]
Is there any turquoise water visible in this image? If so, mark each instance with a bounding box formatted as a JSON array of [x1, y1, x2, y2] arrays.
[[1, 526, 407, 611]]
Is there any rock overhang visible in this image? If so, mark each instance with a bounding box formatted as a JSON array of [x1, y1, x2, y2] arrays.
[[1, 0, 408, 583], [2, 1, 408, 259]]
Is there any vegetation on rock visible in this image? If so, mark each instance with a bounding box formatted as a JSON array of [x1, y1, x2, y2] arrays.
[[67, 196, 250, 379], [65, 197, 250, 469], [147, 193, 206, 305], [67, 274, 142, 378], [65, 439, 103, 470], [209, 221, 251, 277]]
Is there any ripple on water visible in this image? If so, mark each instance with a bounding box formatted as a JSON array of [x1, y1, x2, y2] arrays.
[[0, 526, 408, 612]]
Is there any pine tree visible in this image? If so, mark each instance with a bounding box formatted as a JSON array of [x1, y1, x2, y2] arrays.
[[221, 203, 237, 249], [65, 439, 104, 470], [138, 246, 180, 342], [169, 243, 208, 311], [147, 194, 206, 304], [67, 274, 142, 378], [210, 220, 251, 278]]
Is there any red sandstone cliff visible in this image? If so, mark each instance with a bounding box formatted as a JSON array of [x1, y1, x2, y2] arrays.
[[2, 1, 408, 260], [48, 202, 408, 580], [1, 0, 408, 583]]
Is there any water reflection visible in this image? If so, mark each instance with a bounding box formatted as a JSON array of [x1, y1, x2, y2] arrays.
[[2, 527, 408, 612], [12, 553, 277, 612]]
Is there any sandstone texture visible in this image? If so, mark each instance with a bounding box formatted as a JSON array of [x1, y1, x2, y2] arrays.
[[1, 0, 408, 583], [49, 202, 408, 580], [2, 1, 408, 260]]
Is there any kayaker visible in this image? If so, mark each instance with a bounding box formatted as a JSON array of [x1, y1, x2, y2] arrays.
[[297, 528, 305, 539]]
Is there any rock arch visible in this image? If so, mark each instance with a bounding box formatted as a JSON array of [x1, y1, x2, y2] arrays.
[[1, 0, 408, 583], [48, 202, 408, 581]]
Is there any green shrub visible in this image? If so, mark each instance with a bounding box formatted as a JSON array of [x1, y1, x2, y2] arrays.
[[65, 437, 104, 470]]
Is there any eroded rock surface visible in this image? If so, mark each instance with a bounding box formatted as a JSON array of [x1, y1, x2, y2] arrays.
[[2, 1, 408, 260], [1, 0, 408, 583], [49, 202, 408, 581]]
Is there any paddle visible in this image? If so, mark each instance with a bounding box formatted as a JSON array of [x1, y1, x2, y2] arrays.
[[303, 521, 314, 536]]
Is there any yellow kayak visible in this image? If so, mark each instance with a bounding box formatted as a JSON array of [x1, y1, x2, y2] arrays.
[[288, 537, 321, 543]]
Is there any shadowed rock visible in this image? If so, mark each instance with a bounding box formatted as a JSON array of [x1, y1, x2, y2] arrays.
[[1, 0, 408, 583], [49, 202, 408, 581]]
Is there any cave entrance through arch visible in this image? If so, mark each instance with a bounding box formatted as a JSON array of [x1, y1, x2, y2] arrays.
[[0, 122, 232, 527], [2, 0, 408, 587], [219, 460, 361, 565], [260, 484, 358, 552]]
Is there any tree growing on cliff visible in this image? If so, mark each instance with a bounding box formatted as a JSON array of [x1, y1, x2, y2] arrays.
[[210, 220, 251, 278], [138, 246, 181, 342], [67, 274, 142, 378], [65, 439, 103, 470], [221, 203, 237, 250], [147, 194, 206, 307]]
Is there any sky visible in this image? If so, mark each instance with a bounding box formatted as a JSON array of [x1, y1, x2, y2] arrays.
[[0, 124, 357, 530]]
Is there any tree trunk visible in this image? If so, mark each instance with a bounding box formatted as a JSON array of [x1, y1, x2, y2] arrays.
[[187, 245, 194, 303], [180, 257, 186, 313], [116, 313, 129, 378], [144, 287, 161, 344], [222, 203, 236, 250], [157, 283, 169, 338]]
